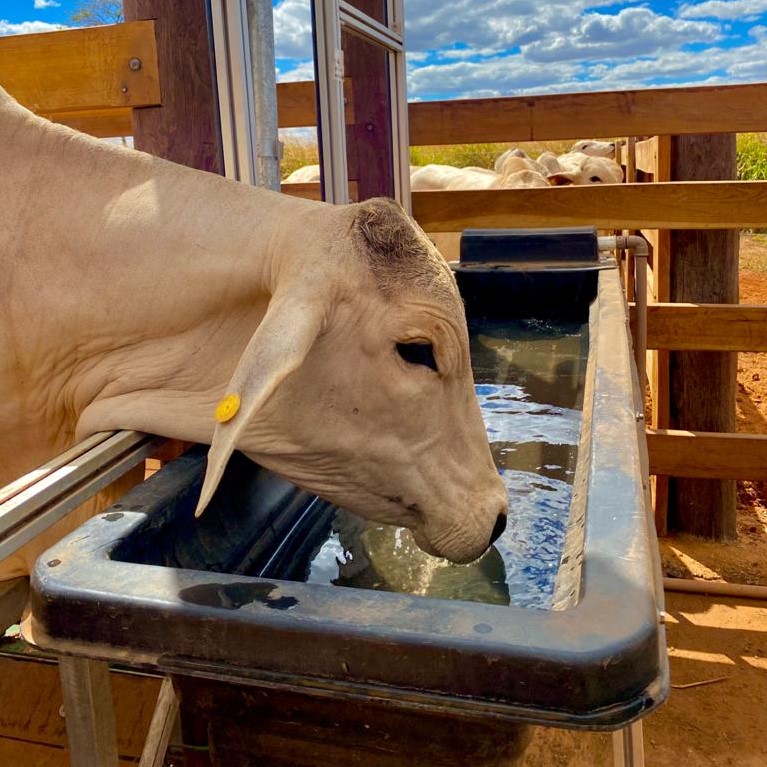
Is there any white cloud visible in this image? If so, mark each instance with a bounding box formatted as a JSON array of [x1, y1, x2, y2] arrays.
[[276, 59, 315, 83], [34, 0, 62, 8], [270, 0, 767, 101], [0, 19, 67, 35], [273, 0, 313, 59], [403, 0, 644, 54], [408, 55, 581, 99], [523, 8, 719, 63], [680, 0, 767, 20]]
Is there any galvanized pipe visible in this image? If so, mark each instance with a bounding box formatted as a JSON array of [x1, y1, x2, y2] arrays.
[[247, 0, 281, 191], [598, 235, 650, 391]]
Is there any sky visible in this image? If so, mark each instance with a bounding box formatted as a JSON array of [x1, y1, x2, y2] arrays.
[[2, 0, 767, 100]]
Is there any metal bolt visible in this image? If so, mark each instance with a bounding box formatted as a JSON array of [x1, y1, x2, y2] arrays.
[[128, 57, 142, 71], [365, 123, 374, 132], [636, 411, 645, 422], [121, 85, 128, 94]]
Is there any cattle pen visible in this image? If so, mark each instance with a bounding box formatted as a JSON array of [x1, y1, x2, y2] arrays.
[[1, 2, 767, 766]]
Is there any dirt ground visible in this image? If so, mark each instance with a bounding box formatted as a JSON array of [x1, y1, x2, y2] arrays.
[[521, 233, 767, 766]]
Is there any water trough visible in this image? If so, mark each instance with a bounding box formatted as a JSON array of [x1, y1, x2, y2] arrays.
[[23, 227, 668, 765]]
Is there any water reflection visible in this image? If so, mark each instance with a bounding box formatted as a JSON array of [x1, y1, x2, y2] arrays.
[[301, 319, 588, 610]]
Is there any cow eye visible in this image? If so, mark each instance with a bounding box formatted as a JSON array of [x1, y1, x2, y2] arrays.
[[396, 342, 438, 372], [589, 176, 603, 183]]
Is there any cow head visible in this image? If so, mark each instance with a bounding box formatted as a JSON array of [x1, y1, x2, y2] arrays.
[[548, 155, 624, 186], [196, 198, 508, 564]]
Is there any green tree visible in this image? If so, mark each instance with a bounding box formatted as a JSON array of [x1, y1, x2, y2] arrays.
[[70, 1, 124, 26]]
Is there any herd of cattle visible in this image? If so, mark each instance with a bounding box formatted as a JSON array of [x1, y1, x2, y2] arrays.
[[283, 139, 624, 190]]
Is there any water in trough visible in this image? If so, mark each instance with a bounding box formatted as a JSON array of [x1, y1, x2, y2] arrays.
[[259, 318, 589, 610]]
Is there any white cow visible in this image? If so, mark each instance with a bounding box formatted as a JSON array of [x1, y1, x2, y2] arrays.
[[569, 139, 617, 159], [547, 152, 624, 185], [283, 164, 321, 183], [411, 162, 549, 191], [0, 87, 508, 573], [493, 147, 529, 173]]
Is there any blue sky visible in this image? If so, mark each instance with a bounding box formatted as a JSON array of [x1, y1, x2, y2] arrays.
[[2, 0, 767, 100]]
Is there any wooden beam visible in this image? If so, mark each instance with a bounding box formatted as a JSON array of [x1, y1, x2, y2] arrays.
[[277, 81, 316, 128], [408, 83, 767, 146], [138, 678, 178, 767], [58, 658, 119, 767], [631, 303, 767, 351], [281, 181, 358, 201], [0, 656, 160, 756], [647, 429, 767, 480], [0, 22, 160, 113], [412, 181, 767, 231], [42, 107, 133, 138], [634, 137, 659, 176]]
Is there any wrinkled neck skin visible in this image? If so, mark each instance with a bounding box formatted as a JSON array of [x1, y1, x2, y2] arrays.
[[0, 89, 346, 482]]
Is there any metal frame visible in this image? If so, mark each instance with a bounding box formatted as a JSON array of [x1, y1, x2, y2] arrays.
[[314, 0, 411, 209], [0, 431, 164, 562], [210, 0, 281, 189]]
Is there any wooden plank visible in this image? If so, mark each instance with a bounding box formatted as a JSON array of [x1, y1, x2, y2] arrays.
[[58, 658, 119, 767], [631, 303, 767, 352], [138, 678, 178, 767], [412, 181, 767, 232], [0, 22, 160, 113], [656, 135, 672, 182], [408, 83, 767, 146], [280, 181, 358, 201], [43, 107, 133, 138], [647, 429, 767, 480], [0, 656, 160, 756], [276, 80, 354, 129], [635, 137, 657, 175], [277, 81, 316, 128], [0, 739, 137, 767]]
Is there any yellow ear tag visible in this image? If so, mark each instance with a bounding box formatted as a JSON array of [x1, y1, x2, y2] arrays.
[[215, 393, 241, 423]]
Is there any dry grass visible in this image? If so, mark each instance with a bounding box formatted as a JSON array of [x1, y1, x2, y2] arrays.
[[281, 138, 319, 179], [280, 139, 577, 179], [741, 233, 767, 272]]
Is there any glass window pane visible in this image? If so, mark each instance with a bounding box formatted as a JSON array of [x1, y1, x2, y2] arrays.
[[342, 27, 394, 201]]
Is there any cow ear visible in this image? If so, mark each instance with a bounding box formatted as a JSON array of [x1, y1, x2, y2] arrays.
[[194, 294, 324, 518], [547, 172, 575, 186]]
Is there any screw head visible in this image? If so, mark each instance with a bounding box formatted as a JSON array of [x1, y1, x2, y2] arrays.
[[128, 57, 142, 71]]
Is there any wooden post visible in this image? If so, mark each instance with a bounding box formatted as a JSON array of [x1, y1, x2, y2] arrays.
[[124, 0, 223, 174], [668, 134, 739, 539], [59, 658, 120, 767]]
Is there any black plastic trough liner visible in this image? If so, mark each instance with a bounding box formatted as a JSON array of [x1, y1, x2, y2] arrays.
[[24, 228, 668, 731]]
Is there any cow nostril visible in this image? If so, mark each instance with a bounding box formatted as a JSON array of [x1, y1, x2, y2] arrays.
[[489, 512, 507, 545]]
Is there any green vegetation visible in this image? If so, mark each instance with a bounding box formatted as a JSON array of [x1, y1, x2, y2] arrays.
[[70, 0, 123, 25], [737, 133, 767, 181]]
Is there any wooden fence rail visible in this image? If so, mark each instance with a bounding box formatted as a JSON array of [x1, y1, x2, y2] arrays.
[[630, 303, 767, 352], [647, 429, 767, 480], [410, 181, 767, 231], [0, 22, 160, 114]]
